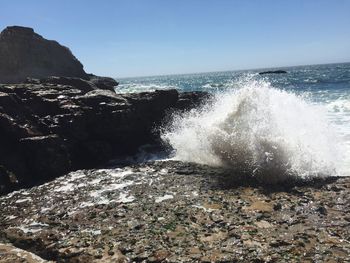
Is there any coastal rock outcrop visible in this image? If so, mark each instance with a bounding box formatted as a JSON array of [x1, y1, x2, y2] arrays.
[[0, 26, 88, 83], [0, 25, 208, 193], [0, 26, 119, 91], [0, 81, 208, 194]]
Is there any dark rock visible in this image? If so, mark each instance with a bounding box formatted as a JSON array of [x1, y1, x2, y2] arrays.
[[38, 76, 97, 93], [273, 202, 282, 211], [19, 135, 71, 182], [259, 70, 287, 75], [88, 74, 119, 91], [176, 91, 212, 111], [316, 206, 327, 215], [0, 25, 209, 194], [0, 80, 208, 193], [0, 165, 18, 193], [0, 26, 88, 83]]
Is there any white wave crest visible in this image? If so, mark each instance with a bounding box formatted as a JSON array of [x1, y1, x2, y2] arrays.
[[117, 83, 176, 93], [161, 77, 344, 183], [327, 99, 350, 113]]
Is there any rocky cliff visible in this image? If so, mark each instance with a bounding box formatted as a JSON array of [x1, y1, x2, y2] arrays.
[[0, 26, 89, 83], [0, 25, 209, 193]]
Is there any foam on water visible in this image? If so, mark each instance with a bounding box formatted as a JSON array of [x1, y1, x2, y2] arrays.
[[117, 83, 176, 93], [162, 77, 346, 183], [327, 99, 350, 113]]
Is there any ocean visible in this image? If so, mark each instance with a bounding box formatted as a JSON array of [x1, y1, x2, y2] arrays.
[[118, 63, 350, 181]]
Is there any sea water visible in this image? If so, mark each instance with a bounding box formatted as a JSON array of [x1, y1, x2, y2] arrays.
[[118, 63, 350, 181]]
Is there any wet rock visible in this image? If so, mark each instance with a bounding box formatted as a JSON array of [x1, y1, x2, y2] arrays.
[[0, 161, 349, 262], [0, 80, 208, 193], [273, 202, 282, 211], [316, 205, 327, 215], [38, 76, 97, 93], [88, 75, 119, 92]]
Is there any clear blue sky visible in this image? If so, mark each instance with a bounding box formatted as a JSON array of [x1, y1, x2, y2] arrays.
[[2, 0, 350, 77]]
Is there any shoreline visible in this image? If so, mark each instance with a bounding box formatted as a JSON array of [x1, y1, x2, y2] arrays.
[[1, 160, 349, 262], [0, 78, 208, 194]]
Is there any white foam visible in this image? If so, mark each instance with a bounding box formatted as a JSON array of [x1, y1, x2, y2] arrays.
[[54, 183, 75, 192], [117, 193, 135, 203], [81, 229, 101, 235], [162, 77, 346, 182], [15, 197, 32, 204], [327, 99, 350, 113], [13, 222, 49, 234], [155, 194, 174, 203], [118, 83, 176, 93]]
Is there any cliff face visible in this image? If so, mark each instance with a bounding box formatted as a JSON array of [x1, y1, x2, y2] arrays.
[[0, 26, 88, 83]]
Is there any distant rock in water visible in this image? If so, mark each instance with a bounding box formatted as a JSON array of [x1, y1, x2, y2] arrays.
[[259, 70, 287, 75], [0, 26, 88, 83]]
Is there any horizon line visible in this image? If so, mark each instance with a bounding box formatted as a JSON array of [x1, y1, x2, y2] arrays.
[[115, 61, 350, 80]]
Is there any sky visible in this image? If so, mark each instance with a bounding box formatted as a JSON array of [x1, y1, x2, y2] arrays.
[[1, 0, 350, 78]]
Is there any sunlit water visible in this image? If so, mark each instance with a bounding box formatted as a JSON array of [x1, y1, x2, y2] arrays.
[[118, 63, 350, 180]]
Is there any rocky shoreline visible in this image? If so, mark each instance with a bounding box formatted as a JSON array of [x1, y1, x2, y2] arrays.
[[0, 25, 210, 194], [1, 160, 349, 262], [0, 77, 208, 194], [1, 25, 349, 263]]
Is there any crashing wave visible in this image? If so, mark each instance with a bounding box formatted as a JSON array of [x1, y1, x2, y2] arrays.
[[161, 77, 343, 183]]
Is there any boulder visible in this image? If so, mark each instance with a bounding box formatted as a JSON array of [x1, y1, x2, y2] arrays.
[[88, 74, 119, 91], [0, 26, 88, 83]]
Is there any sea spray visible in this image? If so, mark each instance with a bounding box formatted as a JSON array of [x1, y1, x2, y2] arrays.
[[161, 77, 343, 183]]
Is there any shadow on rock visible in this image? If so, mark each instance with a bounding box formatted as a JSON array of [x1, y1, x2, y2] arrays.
[[162, 160, 340, 194]]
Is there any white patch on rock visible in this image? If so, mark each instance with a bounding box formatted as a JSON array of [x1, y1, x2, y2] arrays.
[[54, 183, 75, 192], [117, 193, 135, 203], [13, 222, 49, 234], [155, 194, 174, 203], [15, 197, 32, 203]]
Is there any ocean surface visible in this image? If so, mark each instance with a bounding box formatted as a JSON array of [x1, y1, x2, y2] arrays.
[[118, 63, 350, 181]]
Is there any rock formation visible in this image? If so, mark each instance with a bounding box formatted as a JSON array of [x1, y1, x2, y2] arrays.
[[0, 80, 208, 194], [0, 26, 88, 83], [0, 25, 209, 193]]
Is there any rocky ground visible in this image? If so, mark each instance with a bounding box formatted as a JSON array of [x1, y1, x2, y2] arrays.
[[0, 160, 349, 262]]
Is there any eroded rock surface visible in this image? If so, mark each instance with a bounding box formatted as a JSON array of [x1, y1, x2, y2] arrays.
[[0, 161, 349, 262], [0, 26, 87, 83], [0, 80, 208, 193]]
